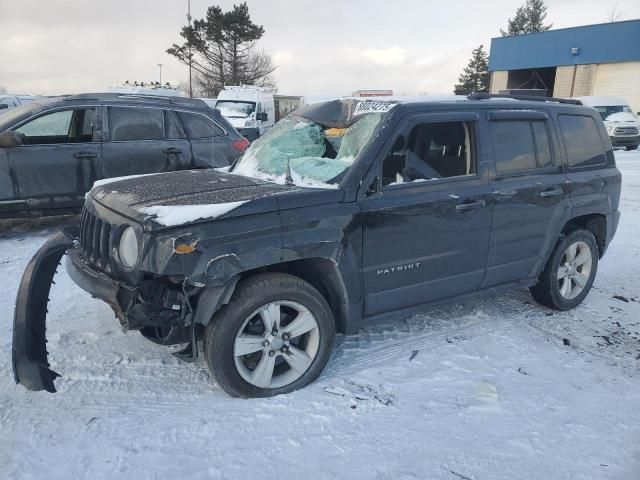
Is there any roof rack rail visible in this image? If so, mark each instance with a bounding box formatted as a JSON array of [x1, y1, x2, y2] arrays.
[[59, 92, 206, 106], [467, 92, 583, 105], [116, 94, 174, 102]]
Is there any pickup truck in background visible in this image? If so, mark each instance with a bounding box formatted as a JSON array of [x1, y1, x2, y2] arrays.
[[0, 95, 38, 114], [215, 86, 305, 141], [577, 96, 640, 151]]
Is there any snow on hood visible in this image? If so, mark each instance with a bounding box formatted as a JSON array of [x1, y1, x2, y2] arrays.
[[138, 200, 249, 226], [88, 169, 343, 228], [92, 173, 164, 189]]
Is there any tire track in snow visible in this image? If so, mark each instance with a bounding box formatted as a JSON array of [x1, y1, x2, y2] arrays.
[[325, 292, 533, 378]]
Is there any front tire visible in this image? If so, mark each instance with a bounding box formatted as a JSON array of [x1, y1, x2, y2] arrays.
[[204, 273, 335, 397], [530, 229, 598, 310]]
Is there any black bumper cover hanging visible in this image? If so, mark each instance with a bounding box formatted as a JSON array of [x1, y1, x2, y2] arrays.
[[12, 228, 77, 393]]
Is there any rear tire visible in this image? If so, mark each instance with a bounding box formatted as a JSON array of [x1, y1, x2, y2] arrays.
[[204, 273, 335, 398], [530, 229, 598, 310]]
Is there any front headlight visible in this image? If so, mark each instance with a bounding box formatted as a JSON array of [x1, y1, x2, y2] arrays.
[[606, 125, 616, 135], [118, 226, 139, 268], [245, 118, 255, 127]]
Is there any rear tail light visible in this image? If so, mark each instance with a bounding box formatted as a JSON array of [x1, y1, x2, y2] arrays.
[[232, 138, 250, 152]]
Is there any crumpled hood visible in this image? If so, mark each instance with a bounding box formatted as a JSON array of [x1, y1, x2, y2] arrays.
[[90, 169, 343, 228]]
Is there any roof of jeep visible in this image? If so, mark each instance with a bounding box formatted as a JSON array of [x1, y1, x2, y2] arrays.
[[344, 95, 585, 109], [293, 95, 589, 128]]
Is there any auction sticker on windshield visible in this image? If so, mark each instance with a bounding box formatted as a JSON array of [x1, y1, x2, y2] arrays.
[[353, 101, 396, 116]]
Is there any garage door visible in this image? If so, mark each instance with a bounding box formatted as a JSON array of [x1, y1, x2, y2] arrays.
[[593, 61, 640, 115]]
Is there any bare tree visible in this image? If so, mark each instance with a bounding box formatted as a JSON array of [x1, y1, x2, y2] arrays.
[[608, 5, 624, 22]]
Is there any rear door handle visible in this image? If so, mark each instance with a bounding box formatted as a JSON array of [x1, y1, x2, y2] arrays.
[[539, 188, 563, 198], [163, 147, 182, 154], [73, 152, 97, 159], [455, 200, 486, 211]]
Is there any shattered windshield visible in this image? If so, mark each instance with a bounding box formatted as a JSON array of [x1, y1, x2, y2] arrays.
[[231, 112, 385, 188], [216, 101, 256, 118]]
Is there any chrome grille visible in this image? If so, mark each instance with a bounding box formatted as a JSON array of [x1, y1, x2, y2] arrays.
[[614, 126, 639, 136], [79, 208, 113, 272]]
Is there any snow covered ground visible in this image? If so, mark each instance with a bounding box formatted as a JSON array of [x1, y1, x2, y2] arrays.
[[2, 151, 640, 480]]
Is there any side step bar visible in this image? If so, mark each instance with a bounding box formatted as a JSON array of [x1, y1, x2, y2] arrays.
[[12, 228, 77, 393]]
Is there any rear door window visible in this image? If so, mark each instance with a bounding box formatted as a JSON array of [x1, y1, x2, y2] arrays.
[[109, 107, 164, 141], [558, 114, 606, 168], [164, 110, 185, 139], [492, 121, 537, 175], [176, 111, 224, 139], [532, 122, 553, 169], [492, 120, 555, 175]]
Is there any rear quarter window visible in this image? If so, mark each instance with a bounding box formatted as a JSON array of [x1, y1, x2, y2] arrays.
[[558, 114, 606, 168]]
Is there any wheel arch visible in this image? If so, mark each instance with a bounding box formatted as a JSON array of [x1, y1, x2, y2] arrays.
[[562, 213, 607, 258], [194, 257, 350, 333]]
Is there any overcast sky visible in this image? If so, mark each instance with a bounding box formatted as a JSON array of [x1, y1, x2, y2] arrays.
[[1, 0, 639, 99]]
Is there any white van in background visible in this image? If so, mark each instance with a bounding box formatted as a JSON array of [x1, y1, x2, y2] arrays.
[[0, 95, 38, 114], [576, 96, 640, 151], [215, 86, 304, 141], [198, 98, 217, 109]]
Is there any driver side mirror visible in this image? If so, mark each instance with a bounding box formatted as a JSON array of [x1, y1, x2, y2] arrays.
[[257, 112, 268, 121], [0, 130, 25, 147]]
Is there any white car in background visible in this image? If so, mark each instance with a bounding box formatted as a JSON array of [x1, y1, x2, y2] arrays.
[[576, 96, 640, 151], [0, 95, 38, 114]]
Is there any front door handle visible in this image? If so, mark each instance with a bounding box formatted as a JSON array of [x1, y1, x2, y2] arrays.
[[455, 200, 486, 211], [163, 147, 182, 154], [539, 188, 563, 198], [73, 152, 97, 159]]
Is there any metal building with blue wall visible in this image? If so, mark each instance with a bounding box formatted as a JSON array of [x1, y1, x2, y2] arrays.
[[488, 19, 640, 112]]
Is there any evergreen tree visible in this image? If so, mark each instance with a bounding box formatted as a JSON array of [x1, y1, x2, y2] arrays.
[[168, 3, 276, 96], [501, 0, 553, 36], [454, 45, 489, 95]]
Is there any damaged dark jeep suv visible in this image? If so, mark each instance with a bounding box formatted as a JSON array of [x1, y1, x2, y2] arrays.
[[13, 94, 621, 397]]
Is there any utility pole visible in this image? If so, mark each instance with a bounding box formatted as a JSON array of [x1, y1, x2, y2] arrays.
[[187, 0, 193, 98], [157, 63, 163, 85]]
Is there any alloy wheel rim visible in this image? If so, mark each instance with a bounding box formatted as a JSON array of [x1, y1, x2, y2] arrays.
[[557, 241, 592, 300], [233, 301, 320, 389]]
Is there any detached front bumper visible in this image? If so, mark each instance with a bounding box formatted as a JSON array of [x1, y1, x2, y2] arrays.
[[12, 228, 76, 393], [11, 229, 134, 393]]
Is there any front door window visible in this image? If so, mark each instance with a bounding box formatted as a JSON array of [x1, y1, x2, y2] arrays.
[[15, 108, 97, 144], [382, 121, 475, 187]]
